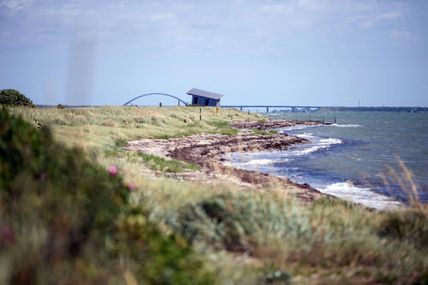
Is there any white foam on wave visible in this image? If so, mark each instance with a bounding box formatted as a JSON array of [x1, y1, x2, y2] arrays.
[[320, 137, 343, 144], [281, 124, 362, 132], [317, 181, 402, 210], [239, 159, 276, 166], [282, 123, 361, 132], [295, 132, 314, 139], [330, 123, 362, 128], [289, 137, 343, 156]]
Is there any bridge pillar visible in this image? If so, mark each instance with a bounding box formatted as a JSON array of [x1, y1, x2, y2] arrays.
[[266, 106, 269, 113], [240, 107, 243, 111]]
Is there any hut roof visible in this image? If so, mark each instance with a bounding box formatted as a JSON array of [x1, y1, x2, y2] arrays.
[[186, 88, 224, 100]]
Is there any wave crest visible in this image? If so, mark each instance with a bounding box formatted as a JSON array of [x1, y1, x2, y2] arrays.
[[331, 123, 362, 128], [318, 181, 402, 210]]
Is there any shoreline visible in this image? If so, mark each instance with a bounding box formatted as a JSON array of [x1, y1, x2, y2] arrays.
[[125, 119, 403, 209], [126, 120, 327, 203]]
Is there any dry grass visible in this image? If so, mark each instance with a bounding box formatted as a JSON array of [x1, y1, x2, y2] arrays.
[[10, 106, 261, 151], [381, 157, 424, 209], [7, 106, 428, 284]]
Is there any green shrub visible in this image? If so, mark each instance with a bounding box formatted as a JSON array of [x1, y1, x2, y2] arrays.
[[175, 193, 313, 253], [166, 192, 428, 284], [0, 108, 213, 284], [0, 89, 35, 107], [378, 209, 428, 249]]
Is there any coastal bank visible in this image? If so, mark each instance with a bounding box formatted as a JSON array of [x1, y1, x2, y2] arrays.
[[8, 106, 428, 284]]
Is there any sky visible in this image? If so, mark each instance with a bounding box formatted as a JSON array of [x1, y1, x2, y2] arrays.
[[0, 0, 427, 107]]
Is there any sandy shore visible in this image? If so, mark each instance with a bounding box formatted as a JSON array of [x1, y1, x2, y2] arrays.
[[126, 120, 326, 203]]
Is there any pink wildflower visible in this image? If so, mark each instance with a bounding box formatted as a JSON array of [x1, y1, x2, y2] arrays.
[[107, 164, 118, 176], [127, 183, 136, 191]]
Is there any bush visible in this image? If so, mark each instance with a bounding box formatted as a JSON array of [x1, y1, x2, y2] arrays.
[[0, 89, 35, 107], [378, 209, 428, 249], [0, 108, 213, 284]]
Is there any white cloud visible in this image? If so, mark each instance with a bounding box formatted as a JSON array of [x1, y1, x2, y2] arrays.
[[359, 11, 402, 28], [1, 0, 33, 13], [389, 30, 419, 42], [0, 0, 414, 53]]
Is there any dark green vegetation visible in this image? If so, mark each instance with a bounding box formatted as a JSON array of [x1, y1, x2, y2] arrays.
[[0, 89, 35, 107], [0, 108, 212, 284], [137, 153, 200, 173], [150, 191, 428, 284]]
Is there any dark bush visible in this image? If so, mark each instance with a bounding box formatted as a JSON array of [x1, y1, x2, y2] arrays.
[[378, 209, 428, 249], [0, 108, 213, 284], [0, 89, 35, 107], [177, 195, 255, 253]]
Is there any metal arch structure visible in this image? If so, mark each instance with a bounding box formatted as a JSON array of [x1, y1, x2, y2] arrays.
[[123, 93, 189, 106]]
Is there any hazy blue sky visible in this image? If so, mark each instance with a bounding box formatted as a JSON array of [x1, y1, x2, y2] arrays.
[[1, 0, 427, 106]]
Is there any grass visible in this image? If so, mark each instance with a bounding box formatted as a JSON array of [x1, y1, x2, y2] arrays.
[[10, 106, 259, 151], [252, 128, 279, 136], [138, 182, 428, 284], [104, 141, 200, 173], [5, 106, 428, 284], [0, 108, 213, 285], [135, 153, 200, 173]]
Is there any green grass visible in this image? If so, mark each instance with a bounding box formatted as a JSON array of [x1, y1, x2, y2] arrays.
[[137, 153, 200, 173], [252, 128, 278, 136], [5, 106, 428, 285], [104, 139, 201, 173]]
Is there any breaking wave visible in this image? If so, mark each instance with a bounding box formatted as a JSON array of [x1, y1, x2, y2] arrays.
[[330, 124, 362, 128], [288, 133, 343, 156], [317, 181, 402, 210]]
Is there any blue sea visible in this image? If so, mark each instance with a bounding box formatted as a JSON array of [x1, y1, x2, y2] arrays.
[[229, 111, 428, 209]]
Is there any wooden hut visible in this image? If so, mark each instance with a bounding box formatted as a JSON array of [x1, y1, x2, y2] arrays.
[[187, 88, 224, 107]]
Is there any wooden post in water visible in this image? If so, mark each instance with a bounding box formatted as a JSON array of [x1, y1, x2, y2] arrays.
[[200, 107, 202, 121], [322, 116, 325, 124]]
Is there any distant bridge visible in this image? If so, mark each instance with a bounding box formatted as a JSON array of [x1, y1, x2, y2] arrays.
[[222, 105, 320, 113], [122, 94, 323, 113], [123, 93, 189, 106]]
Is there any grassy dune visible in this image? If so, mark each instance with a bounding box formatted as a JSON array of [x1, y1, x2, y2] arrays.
[[11, 106, 261, 150], [5, 106, 428, 284]]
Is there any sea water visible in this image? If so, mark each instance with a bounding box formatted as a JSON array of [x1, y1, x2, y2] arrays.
[[229, 111, 428, 209]]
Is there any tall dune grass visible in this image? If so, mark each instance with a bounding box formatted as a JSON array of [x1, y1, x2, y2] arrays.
[[10, 106, 261, 151], [135, 180, 428, 284], [6, 106, 428, 284]]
